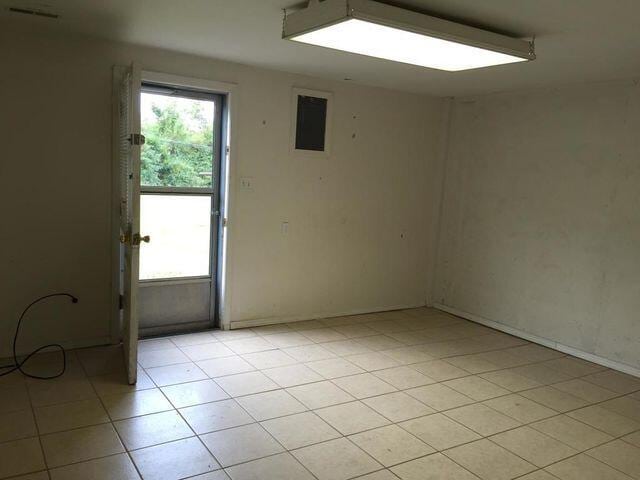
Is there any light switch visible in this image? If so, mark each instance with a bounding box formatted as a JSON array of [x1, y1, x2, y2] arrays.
[[281, 222, 289, 234], [240, 177, 254, 190]]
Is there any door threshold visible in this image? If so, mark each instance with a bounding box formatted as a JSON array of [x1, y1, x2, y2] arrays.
[[139, 320, 215, 339]]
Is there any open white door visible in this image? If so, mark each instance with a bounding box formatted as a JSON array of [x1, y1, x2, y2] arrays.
[[118, 63, 143, 384]]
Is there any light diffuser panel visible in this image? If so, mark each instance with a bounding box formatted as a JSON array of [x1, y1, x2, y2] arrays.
[[283, 0, 535, 72], [291, 18, 528, 71]]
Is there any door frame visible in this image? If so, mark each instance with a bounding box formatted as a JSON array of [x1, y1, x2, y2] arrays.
[[110, 69, 238, 344], [138, 86, 223, 335]]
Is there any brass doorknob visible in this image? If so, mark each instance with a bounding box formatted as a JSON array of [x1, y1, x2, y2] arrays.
[[132, 233, 151, 245]]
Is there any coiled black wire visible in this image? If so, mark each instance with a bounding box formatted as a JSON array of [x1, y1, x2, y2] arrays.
[[0, 293, 78, 379]]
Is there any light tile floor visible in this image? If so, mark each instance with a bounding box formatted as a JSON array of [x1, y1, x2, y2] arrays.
[[1, 307, 640, 479]]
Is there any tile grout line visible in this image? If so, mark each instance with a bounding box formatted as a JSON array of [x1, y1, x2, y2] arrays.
[[78, 352, 145, 480], [175, 367, 322, 480], [23, 367, 50, 479]]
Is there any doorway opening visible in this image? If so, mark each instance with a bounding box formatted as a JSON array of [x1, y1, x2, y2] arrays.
[[137, 85, 225, 336]]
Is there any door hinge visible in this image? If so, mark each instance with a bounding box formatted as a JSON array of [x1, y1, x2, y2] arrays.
[[119, 294, 124, 310], [129, 133, 146, 145]]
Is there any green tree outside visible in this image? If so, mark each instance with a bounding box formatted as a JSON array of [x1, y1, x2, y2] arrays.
[[141, 100, 214, 188]]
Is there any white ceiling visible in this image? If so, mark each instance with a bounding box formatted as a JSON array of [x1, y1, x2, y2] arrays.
[[3, 0, 640, 97]]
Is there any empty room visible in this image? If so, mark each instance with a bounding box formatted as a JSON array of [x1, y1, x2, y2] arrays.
[[1, 1, 639, 479]]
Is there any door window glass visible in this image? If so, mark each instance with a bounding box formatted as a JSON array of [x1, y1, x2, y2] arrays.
[[141, 92, 214, 188], [139, 194, 211, 280]]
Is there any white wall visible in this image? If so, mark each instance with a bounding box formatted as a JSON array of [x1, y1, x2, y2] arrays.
[[435, 79, 640, 370], [0, 21, 445, 357]]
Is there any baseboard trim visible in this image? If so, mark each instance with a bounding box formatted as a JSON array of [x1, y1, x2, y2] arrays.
[[434, 303, 640, 379], [229, 302, 427, 330]]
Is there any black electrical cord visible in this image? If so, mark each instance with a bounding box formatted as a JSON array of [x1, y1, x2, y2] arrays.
[[0, 292, 79, 379]]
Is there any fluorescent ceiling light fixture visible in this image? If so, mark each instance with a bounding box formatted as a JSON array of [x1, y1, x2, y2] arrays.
[[283, 0, 535, 71]]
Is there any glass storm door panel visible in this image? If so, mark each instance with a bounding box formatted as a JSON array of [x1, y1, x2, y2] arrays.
[[140, 92, 215, 190], [139, 194, 212, 280], [137, 86, 223, 335]]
